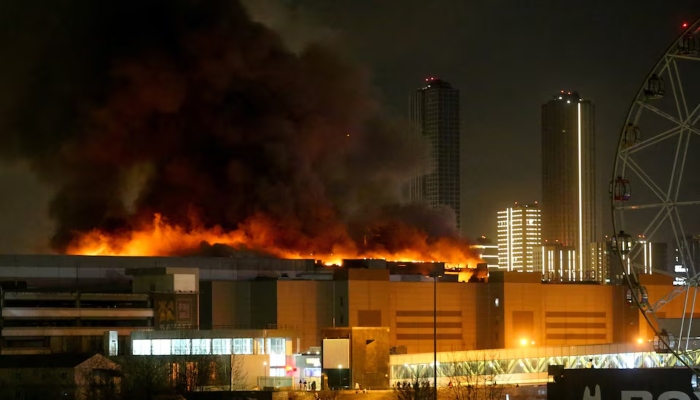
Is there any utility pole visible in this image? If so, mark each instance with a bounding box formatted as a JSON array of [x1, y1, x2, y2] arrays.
[[433, 267, 438, 400]]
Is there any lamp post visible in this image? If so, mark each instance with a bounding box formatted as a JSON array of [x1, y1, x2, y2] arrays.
[[426, 263, 442, 399], [433, 266, 438, 400], [263, 361, 267, 387]]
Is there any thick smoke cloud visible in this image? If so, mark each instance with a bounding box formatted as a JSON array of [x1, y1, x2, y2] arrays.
[[0, 0, 464, 257]]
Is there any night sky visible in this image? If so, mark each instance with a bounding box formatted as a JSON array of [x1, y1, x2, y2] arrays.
[[0, 0, 698, 253]]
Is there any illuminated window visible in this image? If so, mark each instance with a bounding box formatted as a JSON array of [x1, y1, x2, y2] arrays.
[[233, 338, 253, 355], [270, 354, 286, 367], [269, 367, 286, 377], [212, 339, 231, 355], [133, 339, 151, 355], [192, 339, 211, 355], [152, 339, 171, 355], [267, 338, 286, 355], [172, 339, 191, 355], [255, 338, 265, 354]]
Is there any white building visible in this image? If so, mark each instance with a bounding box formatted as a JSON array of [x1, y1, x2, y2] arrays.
[[497, 202, 541, 272]]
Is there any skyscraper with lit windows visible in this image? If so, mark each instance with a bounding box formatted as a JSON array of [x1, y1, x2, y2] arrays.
[[497, 202, 541, 272], [407, 77, 461, 231], [541, 91, 598, 281]]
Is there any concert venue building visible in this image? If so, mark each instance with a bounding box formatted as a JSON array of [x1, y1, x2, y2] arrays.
[[0, 254, 685, 388]]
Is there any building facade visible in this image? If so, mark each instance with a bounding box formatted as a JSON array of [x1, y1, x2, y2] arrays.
[[497, 202, 541, 272], [0, 254, 694, 392], [541, 91, 598, 281], [589, 241, 610, 283], [583, 236, 666, 285], [0, 254, 691, 356], [407, 77, 461, 231], [536, 244, 576, 281]]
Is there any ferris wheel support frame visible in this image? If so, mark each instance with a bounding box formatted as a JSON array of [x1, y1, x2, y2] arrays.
[[611, 18, 700, 371]]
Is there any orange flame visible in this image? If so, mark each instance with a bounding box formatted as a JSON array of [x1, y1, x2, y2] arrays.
[[66, 213, 480, 267]]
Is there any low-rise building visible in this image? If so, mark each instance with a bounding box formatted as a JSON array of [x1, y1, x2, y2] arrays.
[[0, 353, 120, 400]]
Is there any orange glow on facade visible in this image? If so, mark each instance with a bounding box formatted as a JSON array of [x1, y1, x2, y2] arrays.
[[66, 213, 480, 266]]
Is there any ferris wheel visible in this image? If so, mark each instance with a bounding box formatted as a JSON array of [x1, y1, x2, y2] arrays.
[[612, 19, 700, 365]]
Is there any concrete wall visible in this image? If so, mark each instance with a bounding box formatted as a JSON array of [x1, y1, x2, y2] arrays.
[[503, 281, 615, 347], [207, 281, 280, 330], [207, 281, 255, 329], [276, 280, 334, 352], [389, 281, 478, 353], [202, 270, 699, 355], [476, 279, 505, 349]]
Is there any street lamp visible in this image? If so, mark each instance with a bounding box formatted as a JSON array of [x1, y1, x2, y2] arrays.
[[433, 268, 437, 398], [430, 264, 443, 400]]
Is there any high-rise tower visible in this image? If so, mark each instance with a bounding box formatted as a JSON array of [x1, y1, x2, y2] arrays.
[[541, 91, 598, 280], [407, 77, 461, 231]]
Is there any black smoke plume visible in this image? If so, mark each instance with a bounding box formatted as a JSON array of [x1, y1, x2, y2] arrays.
[[0, 0, 467, 259]]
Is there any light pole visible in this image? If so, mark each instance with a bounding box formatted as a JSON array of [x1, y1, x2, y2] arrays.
[[263, 361, 267, 387], [433, 266, 438, 400]]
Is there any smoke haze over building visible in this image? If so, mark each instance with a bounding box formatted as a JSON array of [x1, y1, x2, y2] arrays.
[[0, 0, 474, 263]]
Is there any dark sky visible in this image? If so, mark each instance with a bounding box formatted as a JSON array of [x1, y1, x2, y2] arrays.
[[0, 0, 698, 252], [261, 0, 698, 239]]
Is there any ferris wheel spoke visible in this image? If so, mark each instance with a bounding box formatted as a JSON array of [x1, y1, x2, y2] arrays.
[[675, 200, 700, 206], [640, 205, 670, 241], [624, 157, 669, 201], [681, 106, 700, 135], [684, 124, 700, 137], [650, 284, 689, 313], [636, 101, 681, 126], [625, 125, 682, 154], [667, 129, 691, 202], [613, 206, 668, 266], [669, 54, 700, 62], [687, 288, 699, 351], [679, 287, 696, 352], [667, 58, 689, 121], [615, 200, 700, 210], [672, 131, 693, 202], [683, 103, 700, 130], [689, 273, 700, 286], [657, 55, 673, 78], [616, 203, 667, 210], [637, 100, 700, 137]]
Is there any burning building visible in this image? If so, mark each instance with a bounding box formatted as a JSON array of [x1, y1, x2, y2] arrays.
[[0, 0, 476, 269]]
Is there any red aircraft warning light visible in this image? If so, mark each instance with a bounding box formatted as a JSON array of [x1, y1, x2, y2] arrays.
[[682, 22, 689, 29]]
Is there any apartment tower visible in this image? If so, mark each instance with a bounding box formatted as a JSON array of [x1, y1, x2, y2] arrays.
[[541, 91, 598, 281], [407, 77, 461, 231]]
